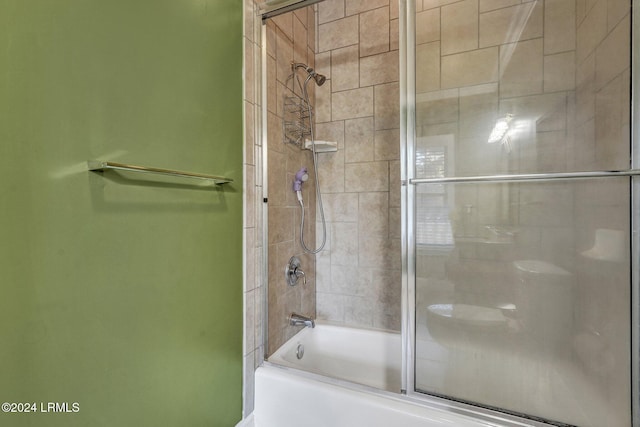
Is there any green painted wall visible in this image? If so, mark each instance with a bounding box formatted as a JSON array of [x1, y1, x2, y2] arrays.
[[0, 1, 243, 426]]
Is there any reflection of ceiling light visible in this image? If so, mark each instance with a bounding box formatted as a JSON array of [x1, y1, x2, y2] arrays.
[[488, 114, 513, 144]]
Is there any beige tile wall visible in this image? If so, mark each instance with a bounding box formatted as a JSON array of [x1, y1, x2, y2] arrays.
[[241, 2, 320, 417], [414, 0, 630, 238], [242, 0, 263, 417], [315, 0, 402, 331], [266, 6, 318, 356], [417, 0, 573, 176]]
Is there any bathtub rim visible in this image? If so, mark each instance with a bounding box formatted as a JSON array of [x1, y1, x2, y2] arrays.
[[259, 361, 553, 427], [264, 323, 555, 426]]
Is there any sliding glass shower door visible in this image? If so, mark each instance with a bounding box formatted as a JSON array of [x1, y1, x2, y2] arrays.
[[407, 0, 634, 425]]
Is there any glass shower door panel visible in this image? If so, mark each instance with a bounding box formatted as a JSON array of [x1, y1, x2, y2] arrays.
[[414, 1, 631, 178], [414, 178, 631, 427]]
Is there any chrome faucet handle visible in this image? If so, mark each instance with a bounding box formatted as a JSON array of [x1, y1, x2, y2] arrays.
[[285, 256, 306, 286], [295, 269, 307, 286]]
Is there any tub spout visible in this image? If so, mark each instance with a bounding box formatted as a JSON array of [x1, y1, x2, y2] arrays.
[[289, 313, 315, 328]]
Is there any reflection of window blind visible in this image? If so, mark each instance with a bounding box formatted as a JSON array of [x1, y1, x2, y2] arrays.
[[415, 145, 453, 248], [415, 146, 445, 181], [416, 200, 453, 247]]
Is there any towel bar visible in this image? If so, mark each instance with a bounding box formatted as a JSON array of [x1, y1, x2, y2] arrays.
[[88, 160, 233, 185]]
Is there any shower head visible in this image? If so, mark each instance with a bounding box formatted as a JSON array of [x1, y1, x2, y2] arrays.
[[312, 72, 327, 86], [292, 62, 327, 86]]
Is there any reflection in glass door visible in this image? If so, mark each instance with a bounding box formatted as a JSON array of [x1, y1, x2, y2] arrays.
[[409, 1, 633, 425]]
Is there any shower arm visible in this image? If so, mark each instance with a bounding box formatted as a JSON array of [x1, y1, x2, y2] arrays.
[[292, 62, 310, 72]]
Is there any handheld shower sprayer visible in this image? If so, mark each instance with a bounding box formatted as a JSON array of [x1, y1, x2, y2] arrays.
[[293, 167, 309, 204]]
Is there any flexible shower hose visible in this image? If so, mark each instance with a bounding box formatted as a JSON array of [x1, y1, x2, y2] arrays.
[[298, 74, 327, 254]]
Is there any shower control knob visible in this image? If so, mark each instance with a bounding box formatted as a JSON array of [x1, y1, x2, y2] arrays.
[[285, 256, 306, 287]]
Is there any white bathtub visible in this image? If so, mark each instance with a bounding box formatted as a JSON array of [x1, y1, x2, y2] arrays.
[[247, 324, 516, 427], [268, 323, 401, 391]]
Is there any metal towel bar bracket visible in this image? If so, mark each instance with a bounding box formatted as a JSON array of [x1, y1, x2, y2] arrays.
[[88, 160, 233, 185]]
